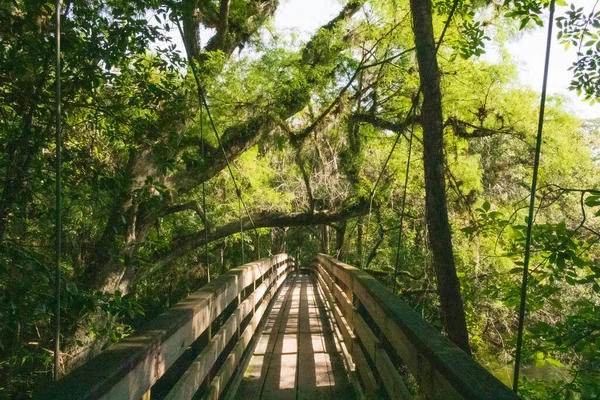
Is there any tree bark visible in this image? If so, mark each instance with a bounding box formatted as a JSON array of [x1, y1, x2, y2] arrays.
[[334, 222, 347, 259], [321, 225, 330, 253], [409, 0, 471, 355], [154, 201, 370, 270]]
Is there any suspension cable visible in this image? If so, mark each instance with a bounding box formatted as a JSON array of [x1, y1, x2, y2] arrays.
[[174, 14, 261, 261], [199, 35, 210, 282], [393, 99, 417, 291], [362, 0, 459, 276], [53, 0, 62, 381], [513, 0, 556, 392], [239, 195, 245, 263]]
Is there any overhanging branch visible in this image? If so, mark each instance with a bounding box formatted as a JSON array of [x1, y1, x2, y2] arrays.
[[155, 200, 372, 267], [168, 1, 365, 195], [444, 117, 521, 139]]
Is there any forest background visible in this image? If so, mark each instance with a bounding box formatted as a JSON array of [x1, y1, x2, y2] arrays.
[[1, 0, 600, 398]]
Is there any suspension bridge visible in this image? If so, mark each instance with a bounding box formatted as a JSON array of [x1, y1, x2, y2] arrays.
[[40, 253, 517, 400]]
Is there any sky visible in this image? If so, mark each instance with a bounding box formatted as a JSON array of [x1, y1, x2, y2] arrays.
[[271, 0, 599, 120], [166, 0, 599, 120], [501, 0, 600, 119]]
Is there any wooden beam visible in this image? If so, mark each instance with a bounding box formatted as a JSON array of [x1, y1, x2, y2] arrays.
[[39, 255, 292, 400], [314, 254, 517, 400]]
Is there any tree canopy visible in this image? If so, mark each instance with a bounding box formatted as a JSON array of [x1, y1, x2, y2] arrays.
[[1, 0, 599, 398]]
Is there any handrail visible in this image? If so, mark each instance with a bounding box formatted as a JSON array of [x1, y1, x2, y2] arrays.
[[40, 253, 294, 400], [312, 254, 517, 400]]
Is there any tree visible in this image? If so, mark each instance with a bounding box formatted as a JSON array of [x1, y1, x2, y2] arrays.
[[410, 0, 471, 354]]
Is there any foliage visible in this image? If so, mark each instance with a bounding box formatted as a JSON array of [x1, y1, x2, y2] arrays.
[[1, 0, 599, 398]]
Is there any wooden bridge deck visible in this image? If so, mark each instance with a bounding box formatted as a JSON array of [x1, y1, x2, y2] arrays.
[[41, 254, 519, 400], [234, 273, 356, 400]]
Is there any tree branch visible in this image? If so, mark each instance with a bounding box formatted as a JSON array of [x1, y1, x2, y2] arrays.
[[444, 116, 520, 139], [156, 200, 371, 268], [165, 201, 211, 228], [215, 0, 231, 50], [169, 1, 365, 195], [350, 112, 416, 140]]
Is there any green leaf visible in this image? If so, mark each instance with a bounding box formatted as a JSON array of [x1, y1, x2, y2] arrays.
[[482, 201, 490, 211], [546, 357, 564, 367], [535, 358, 546, 368], [585, 195, 600, 207]]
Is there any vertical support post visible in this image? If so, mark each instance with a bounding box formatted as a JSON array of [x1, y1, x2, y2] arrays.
[[253, 279, 257, 314], [237, 293, 242, 339], [53, 0, 62, 382], [321, 225, 330, 254]]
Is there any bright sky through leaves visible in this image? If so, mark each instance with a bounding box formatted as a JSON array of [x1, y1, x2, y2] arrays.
[[272, 0, 599, 119]]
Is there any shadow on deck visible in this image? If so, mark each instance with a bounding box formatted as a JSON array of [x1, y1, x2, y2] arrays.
[[235, 274, 355, 400], [39, 253, 519, 400]]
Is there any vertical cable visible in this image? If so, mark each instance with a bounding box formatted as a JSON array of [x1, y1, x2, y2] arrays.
[[53, 0, 62, 381], [199, 35, 210, 283], [393, 99, 417, 292], [239, 194, 245, 263], [513, 0, 556, 392]]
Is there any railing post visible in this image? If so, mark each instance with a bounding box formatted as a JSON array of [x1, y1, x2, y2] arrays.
[[237, 292, 242, 339]]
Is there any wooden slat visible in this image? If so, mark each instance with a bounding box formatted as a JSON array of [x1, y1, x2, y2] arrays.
[[204, 273, 282, 400], [375, 347, 412, 400], [39, 255, 291, 400], [233, 279, 297, 400], [259, 277, 300, 400], [315, 254, 517, 400], [317, 265, 354, 327], [165, 267, 282, 399], [316, 271, 354, 354], [352, 341, 378, 400], [311, 282, 358, 400], [352, 312, 378, 361], [297, 276, 332, 400], [317, 261, 411, 399]]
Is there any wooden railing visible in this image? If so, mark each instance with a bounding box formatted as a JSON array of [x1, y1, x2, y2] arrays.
[[40, 254, 294, 400], [312, 254, 517, 400]]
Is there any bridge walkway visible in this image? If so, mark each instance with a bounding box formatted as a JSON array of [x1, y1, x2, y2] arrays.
[[39, 254, 519, 400], [235, 273, 355, 400]]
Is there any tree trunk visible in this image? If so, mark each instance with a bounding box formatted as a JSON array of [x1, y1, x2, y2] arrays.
[[334, 222, 346, 259], [321, 225, 330, 254], [409, 0, 471, 355], [271, 227, 286, 254]]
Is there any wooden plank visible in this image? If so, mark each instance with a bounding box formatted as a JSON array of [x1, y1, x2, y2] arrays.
[[204, 273, 281, 400], [318, 255, 353, 298], [260, 353, 297, 400], [315, 254, 517, 400], [316, 272, 354, 354], [352, 341, 378, 400], [234, 277, 297, 400], [312, 280, 359, 400], [165, 308, 242, 400], [101, 259, 278, 400], [352, 312, 378, 362], [166, 267, 284, 399], [40, 255, 292, 400], [317, 266, 354, 328], [375, 347, 412, 400], [258, 277, 299, 400], [297, 276, 332, 400], [233, 354, 272, 400]]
